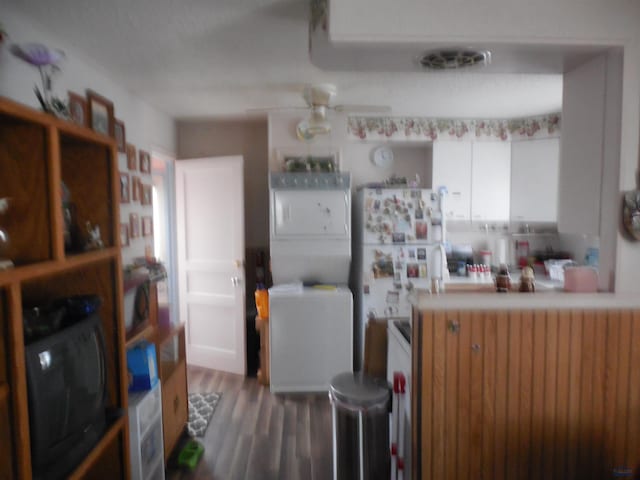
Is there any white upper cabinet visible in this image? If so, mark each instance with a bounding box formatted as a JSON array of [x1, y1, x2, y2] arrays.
[[510, 138, 560, 223], [432, 141, 472, 221], [470, 142, 511, 222]]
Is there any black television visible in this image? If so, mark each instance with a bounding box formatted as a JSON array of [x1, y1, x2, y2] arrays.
[[25, 312, 108, 480]]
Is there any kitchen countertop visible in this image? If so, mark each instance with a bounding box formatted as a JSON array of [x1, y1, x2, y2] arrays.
[[414, 289, 640, 310], [444, 272, 563, 292]]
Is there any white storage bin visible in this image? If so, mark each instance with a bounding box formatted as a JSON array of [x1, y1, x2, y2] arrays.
[[130, 381, 162, 437], [129, 382, 165, 480]]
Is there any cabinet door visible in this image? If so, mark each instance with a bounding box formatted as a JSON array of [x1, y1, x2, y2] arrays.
[[471, 142, 511, 222], [510, 138, 560, 223], [432, 141, 472, 221], [415, 309, 640, 480], [162, 363, 188, 462]]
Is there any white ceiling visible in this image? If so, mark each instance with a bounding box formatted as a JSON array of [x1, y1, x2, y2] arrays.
[[7, 0, 567, 120]]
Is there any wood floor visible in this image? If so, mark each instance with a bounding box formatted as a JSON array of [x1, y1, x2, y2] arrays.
[[166, 366, 333, 480]]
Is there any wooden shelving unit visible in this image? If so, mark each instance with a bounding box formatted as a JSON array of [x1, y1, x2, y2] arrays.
[[0, 97, 130, 479], [125, 280, 188, 464], [154, 319, 187, 463]]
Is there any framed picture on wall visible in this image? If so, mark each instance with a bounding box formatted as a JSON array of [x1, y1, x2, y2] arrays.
[[120, 224, 129, 247], [119, 172, 130, 203], [129, 213, 140, 238], [139, 150, 151, 174], [114, 119, 126, 153], [131, 176, 140, 202], [126, 144, 137, 170], [141, 184, 152, 205], [86, 90, 114, 137], [142, 216, 153, 237], [68, 91, 87, 127]]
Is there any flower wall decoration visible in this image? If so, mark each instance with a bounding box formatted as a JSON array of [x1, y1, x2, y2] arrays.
[[10, 42, 68, 117], [347, 113, 560, 142]]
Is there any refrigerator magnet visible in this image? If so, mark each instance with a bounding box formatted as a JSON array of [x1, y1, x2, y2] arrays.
[[407, 264, 420, 278], [415, 222, 428, 240], [417, 248, 427, 260], [392, 232, 405, 243]]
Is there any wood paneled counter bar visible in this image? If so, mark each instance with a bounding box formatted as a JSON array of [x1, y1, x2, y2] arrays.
[[412, 292, 640, 480]]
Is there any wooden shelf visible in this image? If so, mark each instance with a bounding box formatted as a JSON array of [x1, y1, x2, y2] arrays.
[[154, 322, 185, 348], [0, 248, 118, 287], [67, 415, 125, 480], [0, 98, 128, 479], [125, 323, 155, 348], [0, 382, 8, 402], [0, 97, 116, 148]]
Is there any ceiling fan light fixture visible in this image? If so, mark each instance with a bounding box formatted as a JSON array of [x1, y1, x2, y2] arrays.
[[296, 118, 331, 141], [418, 48, 491, 70]]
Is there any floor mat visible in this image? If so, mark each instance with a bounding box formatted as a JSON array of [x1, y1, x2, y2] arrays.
[[187, 392, 221, 437]]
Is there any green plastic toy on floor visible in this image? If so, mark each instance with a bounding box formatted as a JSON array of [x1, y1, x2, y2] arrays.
[[177, 440, 204, 471]]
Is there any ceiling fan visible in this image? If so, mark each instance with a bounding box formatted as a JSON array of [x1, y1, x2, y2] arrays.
[[297, 83, 391, 140], [251, 83, 390, 140]]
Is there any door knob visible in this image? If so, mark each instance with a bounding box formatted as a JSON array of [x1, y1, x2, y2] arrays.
[[447, 320, 460, 334]]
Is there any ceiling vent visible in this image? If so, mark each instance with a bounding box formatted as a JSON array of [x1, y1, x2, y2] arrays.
[[419, 49, 491, 70]]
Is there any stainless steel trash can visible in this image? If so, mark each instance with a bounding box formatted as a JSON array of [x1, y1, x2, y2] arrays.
[[328, 372, 390, 480]]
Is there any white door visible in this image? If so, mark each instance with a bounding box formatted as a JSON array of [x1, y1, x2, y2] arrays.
[[175, 156, 246, 374]]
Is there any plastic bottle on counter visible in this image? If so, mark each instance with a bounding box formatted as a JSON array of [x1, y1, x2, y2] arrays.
[[482, 264, 491, 281], [255, 283, 269, 319], [495, 264, 511, 292], [480, 250, 492, 267], [469, 264, 479, 281]]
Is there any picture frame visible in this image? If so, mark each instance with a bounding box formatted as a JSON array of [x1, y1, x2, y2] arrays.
[[86, 90, 115, 137], [131, 176, 140, 202], [120, 223, 130, 247], [119, 172, 130, 203], [139, 150, 151, 174], [142, 216, 153, 237], [129, 213, 140, 238], [141, 184, 152, 206], [126, 144, 137, 170], [68, 91, 87, 127], [114, 119, 126, 153]]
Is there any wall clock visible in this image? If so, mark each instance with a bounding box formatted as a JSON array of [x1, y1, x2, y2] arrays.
[[372, 145, 394, 168]]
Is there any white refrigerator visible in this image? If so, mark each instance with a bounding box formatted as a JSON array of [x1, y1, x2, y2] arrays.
[[352, 187, 446, 369]]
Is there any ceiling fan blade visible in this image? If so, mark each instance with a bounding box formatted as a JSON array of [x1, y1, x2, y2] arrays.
[[332, 104, 391, 114], [246, 106, 308, 114]]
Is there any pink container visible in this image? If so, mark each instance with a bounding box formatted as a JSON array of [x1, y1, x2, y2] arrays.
[[563, 266, 598, 292]]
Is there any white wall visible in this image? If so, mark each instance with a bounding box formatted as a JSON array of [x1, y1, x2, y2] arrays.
[[0, 6, 176, 265], [268, 111, 432, 188], [177, 119, 269, 249], [329, 0, 640, 45]]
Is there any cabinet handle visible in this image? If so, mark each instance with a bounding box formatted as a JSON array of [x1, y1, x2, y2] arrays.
[[447, 320, 460, 334], [472, 343, 481, 353], [174, 395, 179, 413]]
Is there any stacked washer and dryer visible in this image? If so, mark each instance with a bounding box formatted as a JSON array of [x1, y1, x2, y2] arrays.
[[268, 172, 354, 393]]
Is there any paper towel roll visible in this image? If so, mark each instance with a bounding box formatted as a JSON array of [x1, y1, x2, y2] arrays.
[[494, 237, 508, 267]]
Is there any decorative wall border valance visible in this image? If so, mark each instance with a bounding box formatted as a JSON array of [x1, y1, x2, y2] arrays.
[[347, 113, 561, 142]]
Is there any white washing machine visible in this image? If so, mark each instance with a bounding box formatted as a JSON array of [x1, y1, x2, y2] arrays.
[[269, 286, 353, 393], [268, 172, 353, 393]]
